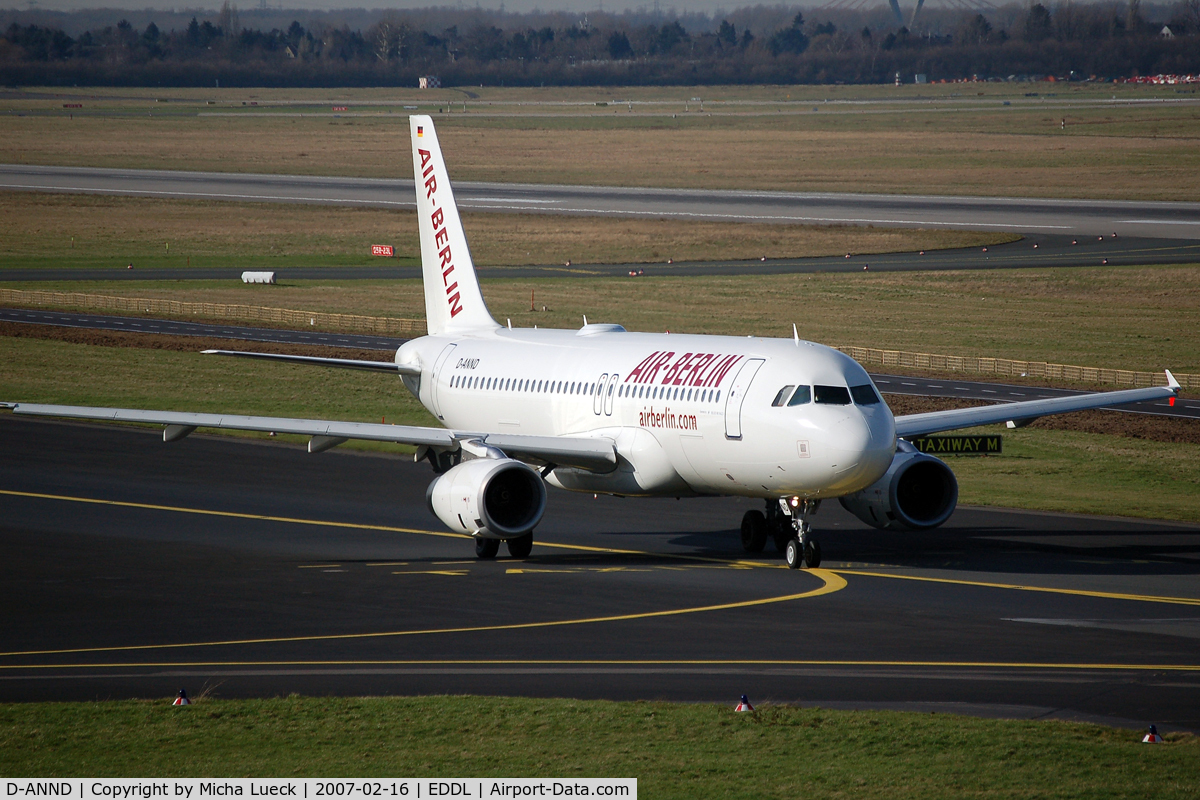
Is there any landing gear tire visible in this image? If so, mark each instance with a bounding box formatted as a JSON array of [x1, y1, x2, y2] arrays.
[[804, 540, 822, 569], [785, 538, 803, 570], [740, 510, 768, 553], [475, 537, 500, 559], [506, 533, 533, 559]]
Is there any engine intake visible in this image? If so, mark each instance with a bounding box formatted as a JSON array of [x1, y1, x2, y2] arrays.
[[838, 442, 958, 531], [426, 457, 546, 538]]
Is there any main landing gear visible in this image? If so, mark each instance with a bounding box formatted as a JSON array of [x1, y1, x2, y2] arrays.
[[741, 498, 821, 569], [474, 533, 534, 560]]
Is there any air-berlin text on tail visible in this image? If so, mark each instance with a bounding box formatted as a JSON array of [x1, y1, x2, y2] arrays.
[[418, 147, 462, 319], [625, 351, 743, 388]]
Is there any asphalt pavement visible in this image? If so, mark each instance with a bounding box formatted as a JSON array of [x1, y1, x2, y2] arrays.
[[2, 163, 1198, 240], [2, 416, 1197, 729]]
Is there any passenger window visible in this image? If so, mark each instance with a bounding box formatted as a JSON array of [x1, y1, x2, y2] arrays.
[[814, 385, 852, 405], [772, 386, 795, 407], [850, 384, 881, 405], [788, 386, 812, 406]]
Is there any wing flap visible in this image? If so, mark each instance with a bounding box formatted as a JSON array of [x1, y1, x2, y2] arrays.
[[894, 379, 1180, 438]]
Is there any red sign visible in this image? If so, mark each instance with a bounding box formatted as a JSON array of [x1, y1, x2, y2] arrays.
[[332, 106, 348, 111], [371, 245, 394, 257]]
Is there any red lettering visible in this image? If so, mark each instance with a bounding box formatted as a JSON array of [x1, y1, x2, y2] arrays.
[[645, 351, 673, 384], [423, 165, 434, 179], [446, 281, 458, 295], [626, 352, 660, 383], [674, 353, 702, 386], [442, 265, 455, 285], [435, 228, 449, 248], [425, 174, 438, 199], [418, 149, 433, 170], [430, 207, 444, 230], [447, 292, 462, 318], [689, 353, 717, 386], [707, 355, 743, 387], [661, 352, 691, 385], [439, 246, 453, 268]]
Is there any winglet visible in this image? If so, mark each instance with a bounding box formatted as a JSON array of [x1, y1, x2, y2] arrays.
[[1166, 369, 1181, 393]]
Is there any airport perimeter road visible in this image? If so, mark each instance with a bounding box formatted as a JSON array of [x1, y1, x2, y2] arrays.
[[4, 234, 1200, 282], [3, 164, 1199, 240], [3, 307, 1194, 420], [2, 417, 1198, 729]]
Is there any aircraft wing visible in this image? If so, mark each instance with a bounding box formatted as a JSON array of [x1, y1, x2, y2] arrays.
[[202, 350, 418, 375], [893, 371, 1181, 438], [4, 403, 617, 472]]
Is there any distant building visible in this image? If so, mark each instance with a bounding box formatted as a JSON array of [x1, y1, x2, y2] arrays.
[[419, 76, 441, 89], [915, 73, 927, 84], [1160, 26, 1174, 39]]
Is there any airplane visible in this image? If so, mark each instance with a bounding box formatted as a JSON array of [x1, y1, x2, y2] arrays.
[[4, 116, 1182, 569]]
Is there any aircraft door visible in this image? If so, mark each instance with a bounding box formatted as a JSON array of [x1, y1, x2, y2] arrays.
[[604, 374, 620, 416], [430, 343, 457, 420], [593, 373, 609, 415], [723, 358, 765, 440]]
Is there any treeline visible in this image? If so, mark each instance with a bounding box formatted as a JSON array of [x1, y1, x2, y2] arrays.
[[1, 1, 1198, 87]]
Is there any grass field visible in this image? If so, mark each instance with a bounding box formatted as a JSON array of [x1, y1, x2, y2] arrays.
[[16, 263, 1199, 374], [1, 696, 1197, 796], [0, 191, 1010, 271], [2, 695, 1199, 790], [2, 84, 1198, 200], [3, 335, 1198, 521]]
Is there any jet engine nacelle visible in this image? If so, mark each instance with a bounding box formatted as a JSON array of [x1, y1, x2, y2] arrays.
[[838, 442, 958, 531], [426, 457, 547, 538]]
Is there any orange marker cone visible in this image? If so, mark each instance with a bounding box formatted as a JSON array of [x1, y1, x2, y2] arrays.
[[1143, 725, 1163, 743], [735, 694, 753, 712], [173, 689, 190, 706]]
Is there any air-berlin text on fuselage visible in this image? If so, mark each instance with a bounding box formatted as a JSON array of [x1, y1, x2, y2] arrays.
[[418, 147, 462, 319], [638, 406, 697, 431], [625, 351, 742, 388]]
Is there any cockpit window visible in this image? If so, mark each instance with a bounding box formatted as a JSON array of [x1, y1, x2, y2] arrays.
[[787, 385, 812, 406], [814, 385, 852, 405], [771, 386, 795, 407], [850, 384, 881, 405]]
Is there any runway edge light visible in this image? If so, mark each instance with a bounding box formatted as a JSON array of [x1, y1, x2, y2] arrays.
[[735, 695, 753, 712], [1143, 724, 1163, 743], [173, 688, 191, 706]]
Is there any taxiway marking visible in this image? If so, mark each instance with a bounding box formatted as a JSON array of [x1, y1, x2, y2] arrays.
[[4, 659, 1198, 672], [834, 569, 1200, 606], [0, 570, 847, 659]]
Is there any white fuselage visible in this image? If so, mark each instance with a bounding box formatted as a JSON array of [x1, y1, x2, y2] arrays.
[[398, 326, 897, 501]]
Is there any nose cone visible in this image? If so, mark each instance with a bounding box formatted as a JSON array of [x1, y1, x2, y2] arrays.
[[826, 407, 895, 493]]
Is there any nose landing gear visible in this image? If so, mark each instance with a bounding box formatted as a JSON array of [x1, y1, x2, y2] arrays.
[[779, 497, 821, 570]]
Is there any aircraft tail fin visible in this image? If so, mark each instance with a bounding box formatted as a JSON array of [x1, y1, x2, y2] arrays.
[[410, 116, 497, 336]]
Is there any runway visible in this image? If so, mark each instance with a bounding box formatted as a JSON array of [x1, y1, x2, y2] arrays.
[[3, 307, 1194, 420], [3, 164, 1199, 241], [2, 417, 1198, 729]]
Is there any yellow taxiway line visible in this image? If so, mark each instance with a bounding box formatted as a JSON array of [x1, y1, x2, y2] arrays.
[[3, 659, 1198, 672]]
